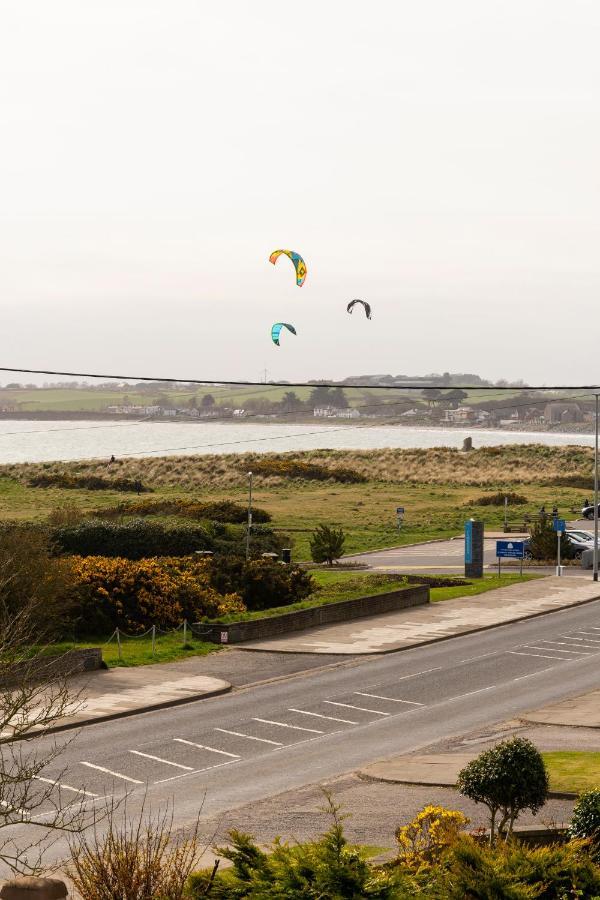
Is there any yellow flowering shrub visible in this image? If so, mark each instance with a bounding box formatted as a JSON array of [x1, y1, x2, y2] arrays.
[[395, 805, 469, 868], [70, 555, 245, 634]]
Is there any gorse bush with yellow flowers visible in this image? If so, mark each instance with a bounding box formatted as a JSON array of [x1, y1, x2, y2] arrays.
[[395, 805, 470, 868], [70, 556, 244, 634]]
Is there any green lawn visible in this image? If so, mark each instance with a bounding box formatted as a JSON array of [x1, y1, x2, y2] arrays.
[[430, 573, 539, 602], [48, 631, 220, 668], [543, 752, 600, 794]]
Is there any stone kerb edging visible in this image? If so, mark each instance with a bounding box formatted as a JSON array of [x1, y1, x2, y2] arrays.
[[0, 648, 102, 687], [200, 585, 430, 645], [0, 878, 68, 899]]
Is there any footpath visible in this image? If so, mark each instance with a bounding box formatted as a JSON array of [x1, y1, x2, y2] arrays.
[[238, 576, 600, 654]]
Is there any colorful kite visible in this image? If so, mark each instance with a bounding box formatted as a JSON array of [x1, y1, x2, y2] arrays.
[[347, 298, 372, 319], [269, 249, 307, 287], [271, 322, 297, 346]]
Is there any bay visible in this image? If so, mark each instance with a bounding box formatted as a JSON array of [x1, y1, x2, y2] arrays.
[[0, 419, 593, 464]]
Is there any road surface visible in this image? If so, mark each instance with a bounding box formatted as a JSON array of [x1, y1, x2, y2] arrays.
[[6, 596, 600, 871]]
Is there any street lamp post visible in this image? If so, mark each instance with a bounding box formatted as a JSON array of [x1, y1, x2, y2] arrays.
[[246, 471, 253, 560], [594, 396, 599, 582]]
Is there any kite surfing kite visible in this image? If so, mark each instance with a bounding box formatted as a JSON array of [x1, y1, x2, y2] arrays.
[[271, 322, 297, 346], [269, 249, 307, 287], [346, 298, 372, 319]]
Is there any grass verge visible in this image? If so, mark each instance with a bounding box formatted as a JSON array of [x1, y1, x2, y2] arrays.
[[543, 752, 600, 794], [47, 632, 221, 668]]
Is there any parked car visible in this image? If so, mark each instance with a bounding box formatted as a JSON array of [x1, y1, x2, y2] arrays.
[[582, 504, 600, 520], [522, 530, 595, 560]]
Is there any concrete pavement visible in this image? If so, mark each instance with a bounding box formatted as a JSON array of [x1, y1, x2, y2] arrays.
[[239, 576, 600, 654], [524, 688, 600, 728]]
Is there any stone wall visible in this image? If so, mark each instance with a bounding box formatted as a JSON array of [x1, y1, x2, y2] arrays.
[[0, 648, 102, 687], [196, 585, 429, 645]]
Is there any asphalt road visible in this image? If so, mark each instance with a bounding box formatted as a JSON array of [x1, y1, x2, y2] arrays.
[[7, 596, 600, 871]]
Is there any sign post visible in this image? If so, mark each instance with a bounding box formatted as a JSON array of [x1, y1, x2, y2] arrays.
[[496, 539, 526, 578], [465, 520, 484, 578], [553, 518, 566, 576]]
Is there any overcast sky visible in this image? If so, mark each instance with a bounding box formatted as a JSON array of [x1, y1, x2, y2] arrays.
[[1, 1, 599, 386]]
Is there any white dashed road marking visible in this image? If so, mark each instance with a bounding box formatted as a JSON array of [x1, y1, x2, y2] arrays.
[[252, 718, 324, 734], [173, 739, 240, 758], [129, 750, 193, 770], [288, 708, 358, 725], [80, 762, 143, 784], [214, 728, 283, 746], [324, 701, 390, 716], [33, 776, 98, 798], [355, 692, 423, 706]]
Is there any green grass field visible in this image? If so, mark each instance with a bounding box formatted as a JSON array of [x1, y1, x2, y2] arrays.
[[543, 752, 600, 794]]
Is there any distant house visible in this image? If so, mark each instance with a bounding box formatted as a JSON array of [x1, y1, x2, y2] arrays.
[[314, 406, 360, 419], [106, 405, 161, 415], [443, 406, 476, 424], [544, 402, 583, 424], [400, 408, 422, 418], [233, 409, 246, 417]]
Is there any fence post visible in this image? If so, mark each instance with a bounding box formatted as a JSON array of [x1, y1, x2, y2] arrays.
[[116, 627, 122, 661], [152, 625, 156, 657], [183, 619, 187, 647]]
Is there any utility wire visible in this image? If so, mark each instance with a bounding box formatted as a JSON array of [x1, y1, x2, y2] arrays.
[[0, 365, 599, 392]]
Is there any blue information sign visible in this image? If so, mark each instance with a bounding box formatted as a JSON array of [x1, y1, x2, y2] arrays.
[[465, 520, 473, 564], [552, 519, 566, 532], [496, 540, 526, 559]]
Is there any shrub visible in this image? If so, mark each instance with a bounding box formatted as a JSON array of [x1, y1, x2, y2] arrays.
[[395, 805, 469, 868], [250, 458, 366, 483], [310, 524, 346, 565], [206, 556, 315, 612], [70, 556, 244, 634], [94, 497, 272, 524], [46, 502, 85, 527], [473, 492, 528, 506], [188, 796, 403, 899], [28, 472, 151, 492], [570, 789, 600, 860], [528, 518, 576, 561], [457, 738, 549, 844], [53, 518, 214, 559]]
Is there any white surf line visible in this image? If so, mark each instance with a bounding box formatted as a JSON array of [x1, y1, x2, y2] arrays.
[[324, 701, 390, 716], [129, 750, 193, 770], [173, 739, 240, 759], [33, 775, 98, 798], [355, 692, 423, 706], [80, 762, 143, 785], [509, 651, 567, 660], [252, 718, 324, 734], [288, 708, 358, 725], [214, 728, 283, 746]]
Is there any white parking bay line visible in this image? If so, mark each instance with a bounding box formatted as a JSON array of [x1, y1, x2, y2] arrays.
[[324, 701, 390, 716], [355, 692, 423, 706], [570, 633, 600, 641], [541, 641, 597, 651], [173, 739, 240, 759], [129, 750, 193, 770], [80, 762, 143, 784], [508, 651, 566, 660], [288, 708, 358, 725], [252, 718, 323, 734], [525, 645, 590, 655], [154, 760, 235, 785], [33, 776, 98, 798], [214, 728, 283, 746]]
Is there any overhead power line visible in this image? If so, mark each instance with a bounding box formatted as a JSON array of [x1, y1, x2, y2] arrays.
[[0, 366, 599, 392]]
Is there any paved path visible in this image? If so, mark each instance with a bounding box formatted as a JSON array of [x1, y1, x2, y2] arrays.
[[361, 753, 474, 787], [239, 576, 600, 654], [524, 688, 600, 727]]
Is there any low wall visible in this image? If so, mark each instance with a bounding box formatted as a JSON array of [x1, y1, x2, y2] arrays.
[[197, 585, 429, 644], [0, 648, 103, 687]]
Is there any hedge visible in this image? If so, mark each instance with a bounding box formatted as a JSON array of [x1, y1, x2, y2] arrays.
[[53, 519, 214, 559], [207, 556, 314, 611], [250, 458, 366, 483], [93, 498, 272, 524], [27, 473, 151, 492]]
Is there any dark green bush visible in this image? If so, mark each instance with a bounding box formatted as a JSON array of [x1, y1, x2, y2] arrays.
[[207, 556, 315, 612], [251, 458, 366, 483], [310, 524, 346, 565], [528, 518, 576, 561], [473, 492, 528, 506], [570, 789, 600, 860], [28, 472, 151, 493], [94, 498, 272, 523], [52, 518, 214, 559]]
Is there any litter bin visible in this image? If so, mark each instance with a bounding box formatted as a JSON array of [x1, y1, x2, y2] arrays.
[[281, 548, 291, 564]]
